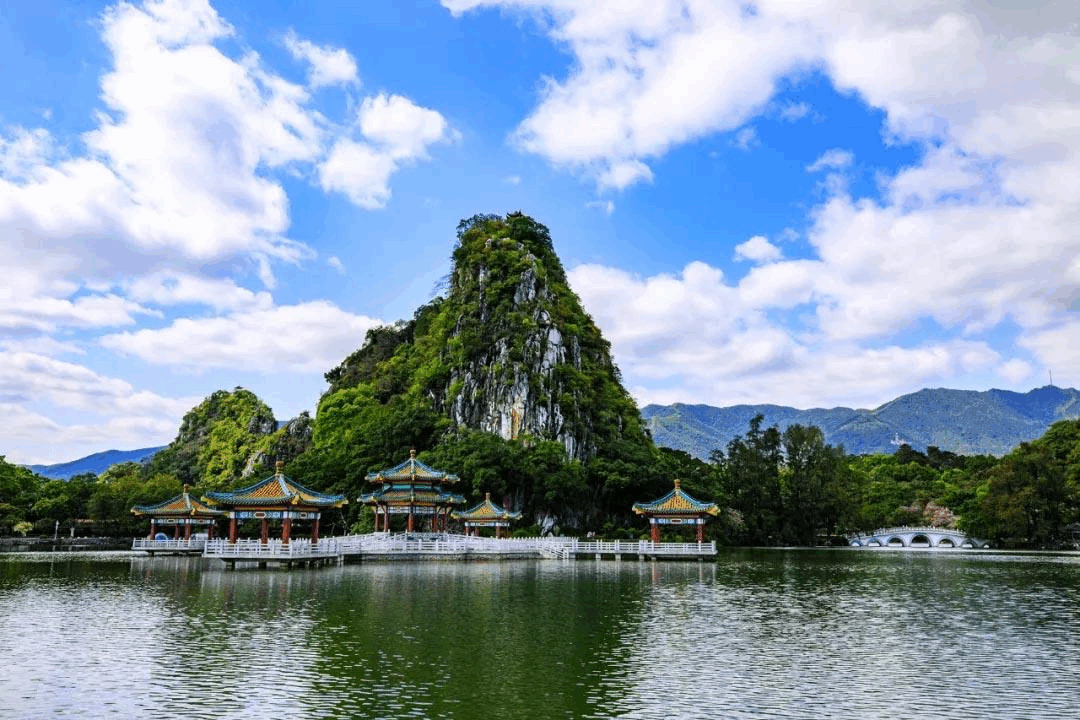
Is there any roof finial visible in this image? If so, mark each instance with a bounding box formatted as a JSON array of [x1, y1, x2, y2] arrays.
[[409, 448, 416, 459], [674, 479, 681, 489], [275, 460, 284, 477], [485, 492, 491, 500]]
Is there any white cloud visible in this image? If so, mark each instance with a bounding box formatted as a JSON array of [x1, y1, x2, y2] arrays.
[[598, 159, 653, 190], [327, 256, 346, 273], [776, 101, 812, 122], [570, 260, 1009, 409], [284, 30, 359, 88], [446, 0, 819, 187], [318, 138, 398, 209], [100, 301, 384, 374], [318, 93, 455, 207], [734, 235, 782, 263], [125, 271, 273, 311], [731, 127, 758, 151], [586, 200, 615, 215], [806, 148, 854, 173], [358, 93, 456, 159], [504, 174, 522, 186]]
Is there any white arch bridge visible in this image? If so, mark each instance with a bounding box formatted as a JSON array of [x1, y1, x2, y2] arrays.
[[847, 526, 990, 549]]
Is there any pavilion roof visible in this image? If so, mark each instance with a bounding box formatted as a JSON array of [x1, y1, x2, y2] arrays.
[[632, 480, 719, 517], [452, 493, 522, 522], [365, 449, 459, 485], [203, 463, 347, 509], [359, 484, 466, 507], [131, 491, 223, 517]]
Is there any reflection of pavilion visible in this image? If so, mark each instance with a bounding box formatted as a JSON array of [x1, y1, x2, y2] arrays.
[[632, 480, 718, 543], [131, 488, 222, 553], [359, 450, 466, 533], [453, 492, 522, 537], [203, 461, 347, 544]]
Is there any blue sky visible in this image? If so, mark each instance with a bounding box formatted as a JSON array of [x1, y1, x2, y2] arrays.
[[2, 0, 1077, 463]]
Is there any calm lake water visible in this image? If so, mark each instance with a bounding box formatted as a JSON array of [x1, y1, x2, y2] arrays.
[[1, 549, 1079, 719]]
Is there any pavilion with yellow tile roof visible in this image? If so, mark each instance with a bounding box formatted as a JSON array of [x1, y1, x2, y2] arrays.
[[452, 492, 522, 538], [360, 449, 466, 533], [632, 479, 719, 543], [131, 487, 223, 540], [203, 461, 347, 544]]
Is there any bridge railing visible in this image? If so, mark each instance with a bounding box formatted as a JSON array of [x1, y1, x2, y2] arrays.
[[847, 526, 966, 540], [204, 538, 340, 557], [132, 538, 205, 551]]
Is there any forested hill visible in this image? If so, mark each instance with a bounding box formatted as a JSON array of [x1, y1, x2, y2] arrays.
[[643, 385, 1080, 459], [290, 212, 661, 531]]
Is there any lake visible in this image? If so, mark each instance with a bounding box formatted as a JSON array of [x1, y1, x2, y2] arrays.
[[1, 549, 1078, 719]]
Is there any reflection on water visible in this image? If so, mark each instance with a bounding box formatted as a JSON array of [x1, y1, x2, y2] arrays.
[[1, 550, 1078, 719]]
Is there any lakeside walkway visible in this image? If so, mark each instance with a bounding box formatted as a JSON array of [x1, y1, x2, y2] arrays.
[[176, 533, 717, 566]]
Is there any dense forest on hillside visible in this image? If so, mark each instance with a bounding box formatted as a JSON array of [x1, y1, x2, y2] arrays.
[[4, 415, 1080, 547], [3, 214, 1079, 547]]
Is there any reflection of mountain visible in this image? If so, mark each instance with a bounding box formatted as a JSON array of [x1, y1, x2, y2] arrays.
[[25, 446, 165, 479], [642, 385, 1080, 459]]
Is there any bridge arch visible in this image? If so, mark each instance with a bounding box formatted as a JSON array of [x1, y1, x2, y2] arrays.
[[886, 536, 905, 547], [909, 534, 932, 547], [936, 537, 956, 548]]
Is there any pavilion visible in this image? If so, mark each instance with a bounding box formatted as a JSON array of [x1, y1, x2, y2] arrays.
[[632, 479, 719, 543], [131, 488, 223, 540], [452, 492, 522, 537], [203, 461, 347, 544], [359, 449, 466, 533]]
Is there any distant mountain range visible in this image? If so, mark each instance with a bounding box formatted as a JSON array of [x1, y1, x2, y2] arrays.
[[26, 446, 165, 480], [642, 386, 1080, 459]]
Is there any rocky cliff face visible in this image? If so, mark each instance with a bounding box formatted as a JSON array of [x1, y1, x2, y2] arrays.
[[440, 215, 630, 460]]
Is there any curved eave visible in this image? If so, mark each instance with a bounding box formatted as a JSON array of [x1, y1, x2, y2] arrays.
[[203, 473, 346, 508]]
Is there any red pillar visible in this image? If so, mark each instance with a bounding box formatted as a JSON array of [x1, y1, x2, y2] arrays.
[[282, 517, 291, 545], [650, 521, 660, 543], [229, 516, 237, 543], [173, 524, 181, 540], [260, 518, 269, 544], [149, 520, 156, 539], [184, 523, 192, 540], [408, 507, 414, 533], [312, 517, 320, 543], [696, 520, 704, 543], [208, 523, 215, 540]]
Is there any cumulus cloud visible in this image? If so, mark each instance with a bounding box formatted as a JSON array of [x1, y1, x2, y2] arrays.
[[100, 301, 384, 373], [318, 93, 456, 207], [806, 148, 854, 173], [284, 29, 359, 88], [734, 236, 782, 263]]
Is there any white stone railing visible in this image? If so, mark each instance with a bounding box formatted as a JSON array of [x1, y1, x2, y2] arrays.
[[330, 533, 714, 557], [203, 538, 340, 557], [132, 538, 205, 551]]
